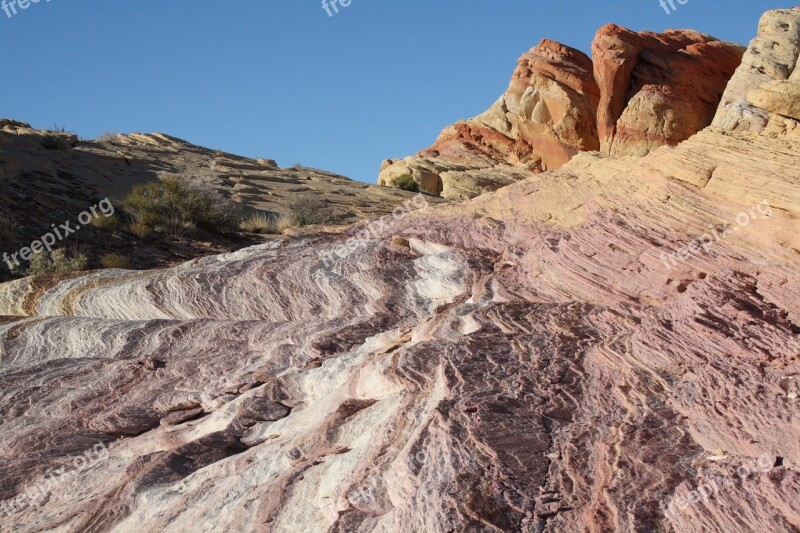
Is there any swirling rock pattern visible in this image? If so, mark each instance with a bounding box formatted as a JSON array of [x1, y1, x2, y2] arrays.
[[1, 117, 798, 531], [2, 9, 800, 533]]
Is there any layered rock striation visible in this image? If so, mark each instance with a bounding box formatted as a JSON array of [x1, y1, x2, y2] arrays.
[[1, 122, 798, 533], [380, 25, 744, 199], [0, 8, 799, 533]]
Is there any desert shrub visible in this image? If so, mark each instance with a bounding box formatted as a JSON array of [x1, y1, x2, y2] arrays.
[[90, 214, 121, 231], [99, 252, 131, 269], [240, 212, 294, 234], [122, 178, 241, 237], [240, 212, 270, 233], [97, 132, 119, 142], [290, 198, 334, 227], [0, 213, 19, 247], [271, 213, 295, 233], [25, 249, 88, 276], [128, 220, 153, 240], [393, 174, 419, 192], [41, 134, 71, 150]]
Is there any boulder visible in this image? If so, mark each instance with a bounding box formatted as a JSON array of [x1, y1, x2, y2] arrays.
[[712, 8, 800, 132], [593, 25, 743, 155]]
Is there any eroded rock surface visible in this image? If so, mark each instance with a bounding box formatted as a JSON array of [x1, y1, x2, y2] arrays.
[[380, 25, 743, 199], [712, 7, 800, 133], [592, 26, 743, 156], [1, 121, 799, 533], [1, 9, 799, 533]]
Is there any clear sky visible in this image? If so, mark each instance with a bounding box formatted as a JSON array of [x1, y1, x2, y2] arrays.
[[0, 1, 792, 183]]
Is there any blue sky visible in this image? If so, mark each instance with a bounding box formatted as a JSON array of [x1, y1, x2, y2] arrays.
[[0, 1, 792, 183]]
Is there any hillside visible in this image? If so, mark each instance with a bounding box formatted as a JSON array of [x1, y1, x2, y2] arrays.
[[0, 121, 440, 274]]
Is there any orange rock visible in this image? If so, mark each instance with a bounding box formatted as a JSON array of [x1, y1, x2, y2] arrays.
[[593, 26, 744, 155], [380, 25, 744, 198]]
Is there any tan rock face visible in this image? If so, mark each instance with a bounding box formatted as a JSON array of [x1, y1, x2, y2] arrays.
[[709, 7, 800, 138], [748, 79, 800, 121], [713, 7, 800, 132], [748, 51, 800, 137], [380, 25, 743, 199]]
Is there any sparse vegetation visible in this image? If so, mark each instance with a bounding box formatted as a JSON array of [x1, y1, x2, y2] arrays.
[[0, 213, 19, 246], [97, 132, 120, 142], [393, 174, 419, 192], [23, 249, 88, 276], [122, 178, 241, 238], [128, 220, 153, 240], [99, 252, 131, 269], [90, 214, 122, 231], [41, 134, 72, 150], [41, 124, 78, 149], [290, 198, 335, 227], [240, 212, 294, 235]]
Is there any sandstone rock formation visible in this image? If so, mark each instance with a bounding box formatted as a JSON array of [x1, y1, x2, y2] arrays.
[[1, 122, 798, 532], [1, 8, 799, 533], [592, 26, 744, 156], [712, 7, 800, 133], [0, 121, 440, 271], [380, 26, 743, 200]]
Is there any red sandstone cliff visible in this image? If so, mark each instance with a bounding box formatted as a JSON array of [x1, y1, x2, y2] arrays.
[[379, 25, 744, 199]]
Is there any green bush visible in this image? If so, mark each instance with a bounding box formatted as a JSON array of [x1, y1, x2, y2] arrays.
[[123, 178, 241, 237], [128, 220, 153, 240], [393, 174, 419, 192], [90, 214, 121, 231], [24, 249, 88, 276]]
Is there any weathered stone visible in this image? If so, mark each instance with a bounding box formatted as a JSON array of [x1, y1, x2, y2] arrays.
[[381, 24, 742, 199], [593, 26, 743, 155], [713, 7, 800, 132], [0, 9, 798, 533]]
